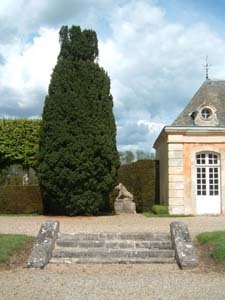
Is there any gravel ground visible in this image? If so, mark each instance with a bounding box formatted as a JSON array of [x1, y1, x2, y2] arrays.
[[1, 264, 225, 300], [1, 214, 225, 300], [0, 214, 225, 237]]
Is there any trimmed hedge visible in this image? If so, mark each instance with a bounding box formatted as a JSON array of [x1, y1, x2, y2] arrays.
[[151, 205, 168, 215], [111, 160, 158, 212], [0, 159, 158, 214], [0, 186, 42, 214]]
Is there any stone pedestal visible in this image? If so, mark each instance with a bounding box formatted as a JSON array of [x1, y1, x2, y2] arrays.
[[114, 198, 136, 214]]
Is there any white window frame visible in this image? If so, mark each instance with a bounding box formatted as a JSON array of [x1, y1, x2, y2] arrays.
[[196, 152, 220, 197]]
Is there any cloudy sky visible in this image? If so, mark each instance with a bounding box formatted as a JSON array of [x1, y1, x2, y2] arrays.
[[1, 0, 225, 152]]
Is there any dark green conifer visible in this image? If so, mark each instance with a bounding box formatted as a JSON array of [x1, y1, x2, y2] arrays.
[[38, 25, 119, 215]]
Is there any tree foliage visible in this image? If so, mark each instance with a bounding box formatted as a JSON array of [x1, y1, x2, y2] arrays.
[[119, 150, 155, 165], [119, 151, 135, 165], [136, 150, 155, 161], [0, 119, 41, 169], [38, 25, 119, 215]]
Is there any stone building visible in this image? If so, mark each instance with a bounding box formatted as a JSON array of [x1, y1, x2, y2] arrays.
[[153, 79, 225, 215]]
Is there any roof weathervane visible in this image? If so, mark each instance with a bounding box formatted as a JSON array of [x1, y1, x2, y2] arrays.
[[203, 56, 211, 80]]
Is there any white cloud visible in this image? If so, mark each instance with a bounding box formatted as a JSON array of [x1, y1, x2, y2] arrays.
[[0, 0, 116, 42], [1, 0, 225, 151], [98, 0, 225, 151], [137, 120, 164, 134], [0, 28, 59, 113]]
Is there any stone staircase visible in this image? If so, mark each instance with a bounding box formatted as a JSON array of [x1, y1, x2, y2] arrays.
[[27, 221, 197, 269], [50, 232, 176, 264]]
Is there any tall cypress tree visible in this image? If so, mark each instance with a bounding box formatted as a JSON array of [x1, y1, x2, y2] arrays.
[[38, 25, 119, 215]]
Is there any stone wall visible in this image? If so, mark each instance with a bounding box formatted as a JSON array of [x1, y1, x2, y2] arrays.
[[156, 135, 168, 206], [168, 143, 184, 214]]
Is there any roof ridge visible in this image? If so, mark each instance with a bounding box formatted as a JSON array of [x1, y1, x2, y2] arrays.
[[206, 79, 225, 82]]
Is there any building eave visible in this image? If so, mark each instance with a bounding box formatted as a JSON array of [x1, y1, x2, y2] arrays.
[[165, 126, 225, 134], [153, 126, 225, 149], [153, 126, 167, 149]]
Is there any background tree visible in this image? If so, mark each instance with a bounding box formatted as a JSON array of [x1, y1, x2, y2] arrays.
[[136, 150, 155, 160], [119, 150, 135, 165], [119, 150, 155, 164], [0, 119, 40, 169], [38, 25, 119, 215]]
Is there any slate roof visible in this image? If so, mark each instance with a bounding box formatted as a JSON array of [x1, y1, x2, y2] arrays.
[[172, 79, 225, 126]]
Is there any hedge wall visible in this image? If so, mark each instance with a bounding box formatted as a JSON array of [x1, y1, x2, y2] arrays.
[[0, 119, 159, 214], [0, 186, 42, 214], [111, 159, 159, 212], [0, 160, 158, 214]]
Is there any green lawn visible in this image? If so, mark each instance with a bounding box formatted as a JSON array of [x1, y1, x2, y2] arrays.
[[197, 231, 225, 262], [0, 234, 33, 266]]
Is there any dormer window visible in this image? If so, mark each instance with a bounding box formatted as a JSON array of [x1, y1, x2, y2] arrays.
[[201, 107, 212, 120], [193, 105, 218, 126]]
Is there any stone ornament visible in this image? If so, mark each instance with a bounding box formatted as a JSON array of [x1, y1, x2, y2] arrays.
[[114, 183, 136, 214], [23, 173, 29, 186]]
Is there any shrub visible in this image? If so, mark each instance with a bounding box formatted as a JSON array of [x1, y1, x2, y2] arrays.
[[151, 204, 168, 215]]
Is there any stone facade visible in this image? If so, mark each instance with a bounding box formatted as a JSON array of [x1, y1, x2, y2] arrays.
[[155, 127, 225, 215]]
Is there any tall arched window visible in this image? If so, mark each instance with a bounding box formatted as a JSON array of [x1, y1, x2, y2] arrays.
[[195, 152, 221, 214], [196, 153, 219, 196]]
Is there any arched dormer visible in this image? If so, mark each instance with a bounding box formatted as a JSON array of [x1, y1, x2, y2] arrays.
[[194, 104, 219, 126]]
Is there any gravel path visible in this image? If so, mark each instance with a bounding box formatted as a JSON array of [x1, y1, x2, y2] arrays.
[[1, 214, 225, 300], [0, 214, 225, 237], [1, 264, 225, 300]]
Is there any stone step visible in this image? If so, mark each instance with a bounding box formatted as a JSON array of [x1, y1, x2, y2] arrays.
[[58, 232, 171, 242], [52, 248, 175, 259], [50, 256, 176, 264], [56, 239, 173, 249], [50, 232, 175, 265]]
